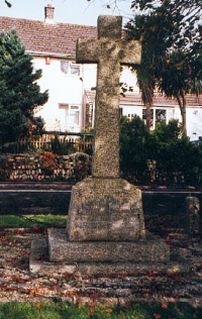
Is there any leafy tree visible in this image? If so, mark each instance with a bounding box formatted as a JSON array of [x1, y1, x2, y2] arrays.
[[128, 0, 202, 135], [127, 4, 178, 129], [0, 30, 48, 149]]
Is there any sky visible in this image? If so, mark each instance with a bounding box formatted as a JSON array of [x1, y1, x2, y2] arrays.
[[0, 0, 134, 26]]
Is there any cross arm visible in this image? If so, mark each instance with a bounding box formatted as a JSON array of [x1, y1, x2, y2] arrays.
[[120, 39, 142, 66], [76, 38, 99, 64]]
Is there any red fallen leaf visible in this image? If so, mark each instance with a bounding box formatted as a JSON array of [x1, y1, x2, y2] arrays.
[[35, 303, 42, 309], [5, 257, 16, 263], [146, 271, 158, 277], [28, 287, 52, 296], [11, 274, 30, 283], [161, 302, 168, 309], [142, 288, 150, 293], [14, 228, 26, 235], [87, 303, 95, 316], [0, 283, 17, 292], [153, 313, 161, 319], [105, 308, 113, 313], [117, 271, 129, 276], [63, 289, 78, 298], [20, 251, 29, 257], [11, 274, 21, 282]]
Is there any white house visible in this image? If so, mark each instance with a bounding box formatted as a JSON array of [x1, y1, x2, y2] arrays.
[[0, 4, 201, 140]]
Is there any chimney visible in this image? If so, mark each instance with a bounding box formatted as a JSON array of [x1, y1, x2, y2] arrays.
[[44, 4, 55, 23]]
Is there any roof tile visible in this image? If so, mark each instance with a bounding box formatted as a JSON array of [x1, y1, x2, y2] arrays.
[[0, 16, 97, 59]]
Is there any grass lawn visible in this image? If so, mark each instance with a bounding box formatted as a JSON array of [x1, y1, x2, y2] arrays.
[[0, 302, 201, 319], [0, 214, 66, 228]]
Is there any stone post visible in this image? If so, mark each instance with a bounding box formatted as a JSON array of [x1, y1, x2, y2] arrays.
[[185, 196, 200, 236]]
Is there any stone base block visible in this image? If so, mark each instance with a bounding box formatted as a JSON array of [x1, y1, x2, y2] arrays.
[[67, 177, 146, 241], [48, 228, 170, 263], [30, 238, 190, 276]]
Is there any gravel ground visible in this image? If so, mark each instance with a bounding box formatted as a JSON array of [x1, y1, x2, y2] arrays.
[[0, 225, 202, 305]]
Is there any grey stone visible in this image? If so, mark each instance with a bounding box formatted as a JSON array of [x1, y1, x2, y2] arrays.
[[76, 16, 141, 178], [66, 16, 145, 243], [185, 196, 200, 236], [67, 177, 145, 241], [30, 238, 190, 276], [49, 228, 169, 262]]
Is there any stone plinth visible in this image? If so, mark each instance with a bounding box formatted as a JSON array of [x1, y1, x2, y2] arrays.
[[67, 177, 145, 241], [30, 238, 190, 277], [48, 228, 170, 263]]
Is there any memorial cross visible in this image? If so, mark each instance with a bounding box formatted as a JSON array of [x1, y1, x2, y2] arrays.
[[77, 16, 141, 178]]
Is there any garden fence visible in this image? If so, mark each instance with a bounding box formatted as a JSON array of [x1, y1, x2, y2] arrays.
[[13, 132, 93, 154]]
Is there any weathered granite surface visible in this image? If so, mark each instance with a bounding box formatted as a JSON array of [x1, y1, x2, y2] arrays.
[[77, 16, 141, 178], [185, 196, 200, 236], [66, 16, 145, 243], [49, 228, 170, 262], [31, 237, 191, 277], [67, 177, 145, 241]]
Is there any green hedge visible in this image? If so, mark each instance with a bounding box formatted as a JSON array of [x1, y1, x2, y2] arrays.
[[120, 116, 202, 185]]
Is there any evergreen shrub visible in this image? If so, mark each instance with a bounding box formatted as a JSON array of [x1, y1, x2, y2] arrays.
[[120, 116, 202, 185]]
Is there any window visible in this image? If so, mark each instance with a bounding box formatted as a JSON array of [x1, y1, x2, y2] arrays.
[[60, 61, 69, 74], [70, 64, 81, 76], [58, 104, 80, 132], [69, 105, 79, 127], [142, 107, 167, 129], [70, 105, 79, 110], [155, 109, 166, 124], [60, 61, 81, 76]]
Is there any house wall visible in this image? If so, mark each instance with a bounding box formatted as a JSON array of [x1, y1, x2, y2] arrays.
[[187, 107, 202, 140], [33, 57, 83, 132], [33, 57, 139, 133], [121, 105, 142, 119], [32, 56, 202, 140], [120, 103, 202, 140]]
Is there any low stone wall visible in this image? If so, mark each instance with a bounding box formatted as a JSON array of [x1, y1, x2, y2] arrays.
[[1, 152, 91, 182]]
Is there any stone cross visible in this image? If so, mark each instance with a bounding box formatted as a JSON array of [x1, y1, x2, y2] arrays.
[[77, 16, 141, 178]]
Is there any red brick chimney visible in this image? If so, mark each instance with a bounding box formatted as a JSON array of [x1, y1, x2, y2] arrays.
[[44, 4, 55, 23]]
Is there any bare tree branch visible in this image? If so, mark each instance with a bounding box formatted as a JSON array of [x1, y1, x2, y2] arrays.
[[4, 0, 12, 7]]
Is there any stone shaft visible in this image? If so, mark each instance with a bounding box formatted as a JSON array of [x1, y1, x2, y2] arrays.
[[76, 16, 141, 178]]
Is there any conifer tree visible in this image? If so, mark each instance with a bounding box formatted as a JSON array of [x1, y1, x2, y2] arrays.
[[0, 30, 48, 148]]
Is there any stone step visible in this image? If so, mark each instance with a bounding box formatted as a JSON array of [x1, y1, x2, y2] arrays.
[[48, 228, 170, 263], [30, 237, 190, 276]]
